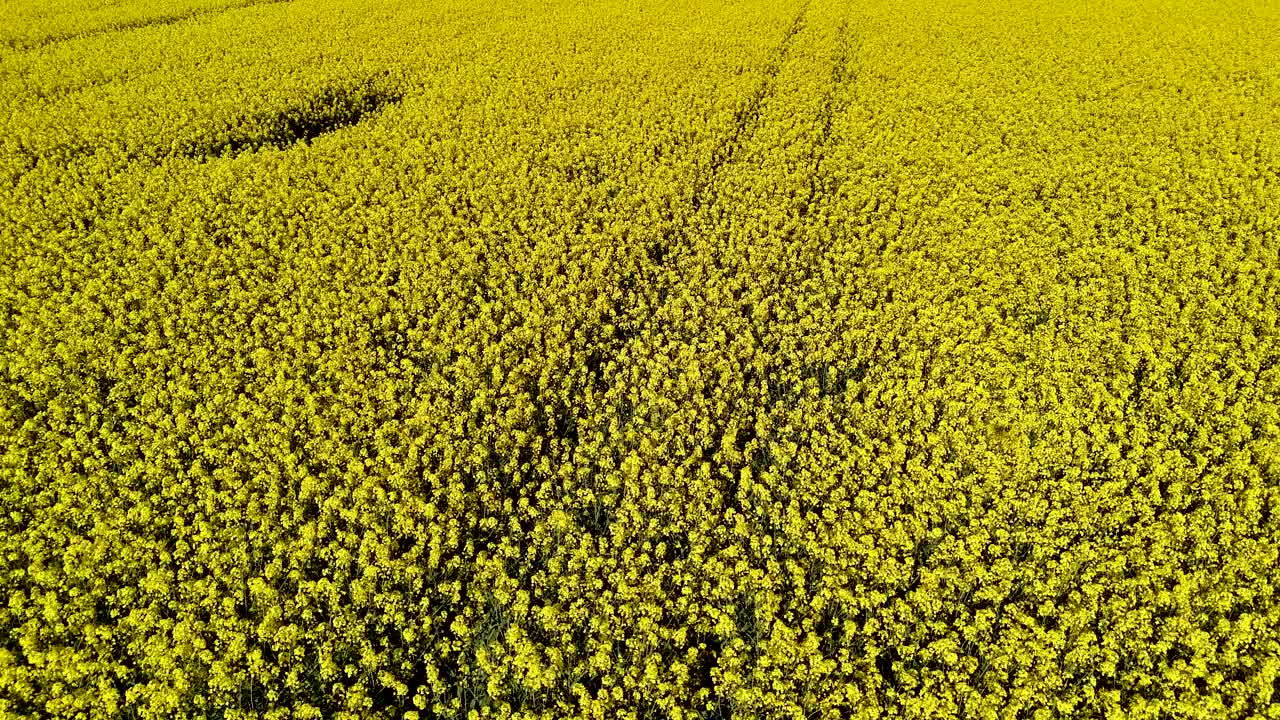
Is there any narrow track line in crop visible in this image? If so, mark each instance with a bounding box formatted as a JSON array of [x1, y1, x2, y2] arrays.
[[796, 18, 854, 222], [8, 0, 295, 51], [555, 2, 820, 471], [693, 1, 810, 212]]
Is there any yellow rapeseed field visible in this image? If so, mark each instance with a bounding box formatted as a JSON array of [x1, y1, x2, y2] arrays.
[[2, 0, 1279, 718]]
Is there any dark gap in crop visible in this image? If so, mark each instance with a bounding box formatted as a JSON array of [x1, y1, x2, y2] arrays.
[[689, 633, 727, 713], [699, 705, 734, 720], [647, 239, 666, 264], [733, 593, 761, 659], [563, 157, 606, 186], [637, 698, 671, 720], [750, 443, 773, 474], [702, 424, 743, 512], [876, 646, 900, 689], [575, 492, 615, 537], [655, 532, 690, 563], [1130, 356, 1149, 406], [814, 607, 841, 659], [184, 82, 404, 159], [11, 395, 42, 427], [905, 535, 940, 592]]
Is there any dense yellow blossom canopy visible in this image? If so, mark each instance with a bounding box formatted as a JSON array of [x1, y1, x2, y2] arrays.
[[2, 0, 1278, 718]]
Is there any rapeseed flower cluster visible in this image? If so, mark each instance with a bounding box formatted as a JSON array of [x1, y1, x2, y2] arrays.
[[1, 0, 1278, 718]]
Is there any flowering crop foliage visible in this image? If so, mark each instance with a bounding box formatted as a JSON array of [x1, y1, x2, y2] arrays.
[[2, 0, 1279, 718]]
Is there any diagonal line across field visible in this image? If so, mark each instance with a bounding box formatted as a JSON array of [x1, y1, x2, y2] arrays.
[[4, 0, 297, 52], [693, 1, 811, 212]]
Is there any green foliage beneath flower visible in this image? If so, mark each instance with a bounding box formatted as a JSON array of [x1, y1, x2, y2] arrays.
[[2, 0, 1279, 718]]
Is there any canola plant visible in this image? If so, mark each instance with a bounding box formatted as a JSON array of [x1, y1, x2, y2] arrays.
[[2, 0, 1279, 718]]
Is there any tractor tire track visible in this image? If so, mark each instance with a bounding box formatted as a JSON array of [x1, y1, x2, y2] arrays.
[[691, 3, 811, 212], [7, 0, 295, 52]]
